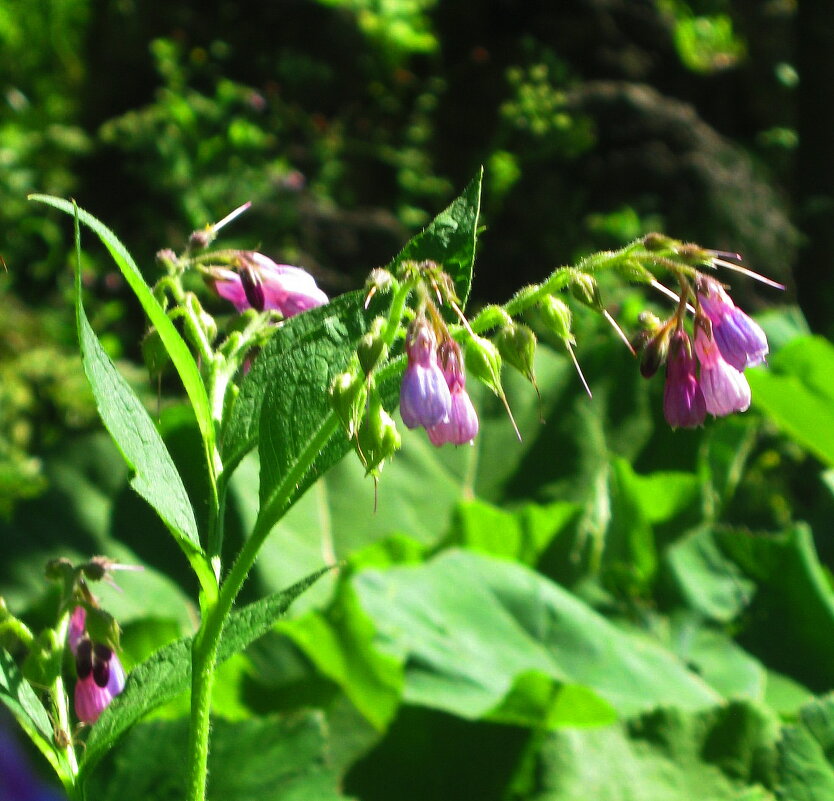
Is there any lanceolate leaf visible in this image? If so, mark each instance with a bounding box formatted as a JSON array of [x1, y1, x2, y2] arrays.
[[396, 168, 482, 308], [80, 568, 329, 779], [0, 648, 71, 778], [28, 195, 215, 472], [72, 222, 201, 555]]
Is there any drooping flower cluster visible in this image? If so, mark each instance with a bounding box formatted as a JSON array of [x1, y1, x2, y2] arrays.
[[399, 319, 452, 431], [68, 606, 126, 724], [641, 271, 769, 429], [399, 319, 480, 446]]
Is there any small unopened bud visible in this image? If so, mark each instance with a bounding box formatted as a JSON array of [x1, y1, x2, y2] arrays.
[[494, 324, 537, 384], [357, 394, 401, 475], [330, 371, 368, 439], [537, 295, 573, 342], [22, 629, 63, 687], [357, 318, 389, 375], [613, 259, 653, 284], [155, 248, 178, 269], [83, 607, 120, 652], [141, 329, 171, 381], [188, 228, 213, 251], [366, 269, 394, 295], [45, 558, 74, 583], [240, 264, 266, 312], [642, 233, 675, 252], [464, 334, 503, 396], [569, 273, 602, 310], [640, 327, 671, 379]]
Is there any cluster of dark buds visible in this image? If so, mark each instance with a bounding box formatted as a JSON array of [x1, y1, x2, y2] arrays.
[[69, 606, 126, 725], [638, 264, 774, 429]]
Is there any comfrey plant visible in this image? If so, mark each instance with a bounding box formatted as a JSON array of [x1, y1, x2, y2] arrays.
[[0, 175, 779, 800]]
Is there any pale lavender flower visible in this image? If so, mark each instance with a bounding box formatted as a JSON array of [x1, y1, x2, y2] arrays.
[[696, 277, 768, 371], [427, 339, 479, 446], [211, 252, 328, 317], [694, 326, 751, 417], [399, 320, 452, 430], [664, 329, 706, 429]]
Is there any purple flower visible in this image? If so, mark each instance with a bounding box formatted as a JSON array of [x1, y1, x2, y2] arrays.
[[211, 252, 328, 317], [664, 329, 706, 429], [696, 277, 768, 371], [427, 340, 479, 446], [694, 326, 751, 417], [399, 320, 452, 430], [73, 640, 126, 725], [0, 713, 65, 801], [68, 606, 126, 725]]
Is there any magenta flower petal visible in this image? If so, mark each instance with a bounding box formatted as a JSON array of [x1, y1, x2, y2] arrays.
[[427, 387, 479, 445], [68, 607, 86, 654], [697, 277, 768, 370], [663, 330, 706, 429], [210, 253, 328, 317], [694, 327, 751, 416]]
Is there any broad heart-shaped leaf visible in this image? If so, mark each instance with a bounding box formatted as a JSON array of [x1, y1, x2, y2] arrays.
[[747, 335, 834, 468], [80, 568, 329, 779], [83, 713, 351, 801], [0, 649, 71, 779], [285, 550, 718, 732], [29, 195, 214, 469], [396, 168, 482, 308], [73, 236, 201, 555], [514, 701, 779, 801], [221, 291, 374, 471], [777, 695, 834, 801]]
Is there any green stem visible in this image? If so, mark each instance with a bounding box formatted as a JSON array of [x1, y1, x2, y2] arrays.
[[52, 613, 79, 795], [185, 414, 340, 801]]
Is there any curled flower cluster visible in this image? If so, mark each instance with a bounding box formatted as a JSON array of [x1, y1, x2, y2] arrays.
[[68, 606, 126, 724], [641, 272, 769, 429]]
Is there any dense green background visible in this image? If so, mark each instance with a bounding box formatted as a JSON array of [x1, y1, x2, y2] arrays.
[[3, 1, 834, 799]]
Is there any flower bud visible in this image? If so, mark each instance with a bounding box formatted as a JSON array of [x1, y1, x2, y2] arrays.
[[639, 327, 671, 379], [536, 295, 573, 342], [357, 318, 389, 375], [664, 329, 706, 429], [494, 323, 537, 384], [330, 371, 368, 439], [464, 334, 504, 397], [642, 233, 675, 252], [239, 264, 266, 312], [569, 273, 602, 310], [83, 606, 120, 652], [357, 394, 401, 474], [22, 629, 62, 687]]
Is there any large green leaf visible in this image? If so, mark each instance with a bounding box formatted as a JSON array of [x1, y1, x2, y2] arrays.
[[748, 336, 834, 467], [286, 550, 718, 732], [80, 568, 329, 778], [777, 695, 834, 801], [513, 701, 779, 801], [29, 195, 214, 471], [84, 713, 352, 801], [72, 216, 201, 556]]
